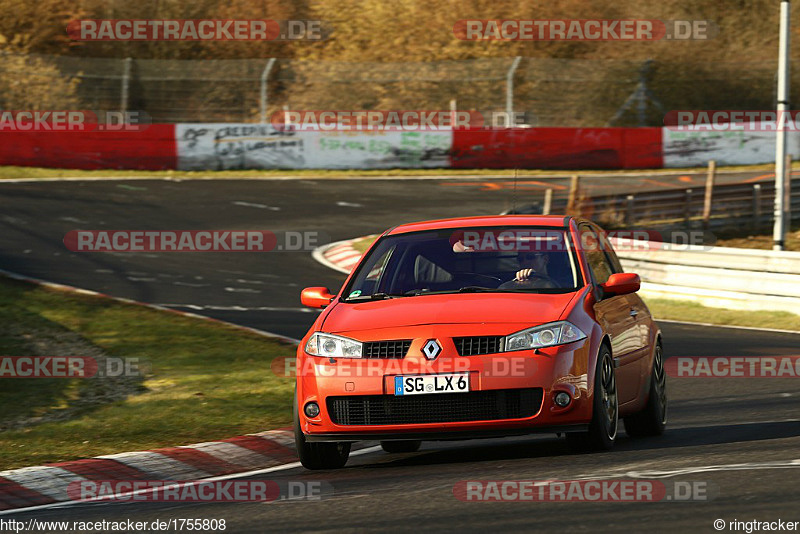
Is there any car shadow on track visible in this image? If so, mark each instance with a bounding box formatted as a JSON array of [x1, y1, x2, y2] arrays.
[[360, 420, 800, 469]]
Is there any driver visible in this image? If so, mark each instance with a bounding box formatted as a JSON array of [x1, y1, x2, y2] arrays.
[[499, 251, 556, 289]]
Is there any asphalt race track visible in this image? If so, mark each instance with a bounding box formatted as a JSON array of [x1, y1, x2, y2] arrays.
[[2, 174, 800, 532], [0, 170, 778, 339]]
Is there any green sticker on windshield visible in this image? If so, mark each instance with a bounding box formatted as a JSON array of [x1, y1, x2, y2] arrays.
[[348, 290, 362, 298]]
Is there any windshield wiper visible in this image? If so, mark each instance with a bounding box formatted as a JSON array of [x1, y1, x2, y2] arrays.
[[399, 286, 499, 296], [458, 286, 497, 293], [346, 292, 410, 301]]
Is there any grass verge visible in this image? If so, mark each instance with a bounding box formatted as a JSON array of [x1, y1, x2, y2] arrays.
[[349, 234, 380, 254], [0, 275, 297, 471], [644, 298, 800, 332], [0, 163, 789, 181], [713, 224, 800, 252]]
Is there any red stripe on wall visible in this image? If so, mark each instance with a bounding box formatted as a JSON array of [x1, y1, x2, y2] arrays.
[[0, 125, 177, 170], [451, 127, 662, 169]]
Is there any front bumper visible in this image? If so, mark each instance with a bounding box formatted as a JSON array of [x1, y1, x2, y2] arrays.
[[304, 424, 590, 443], [296, 334, 594, 440]]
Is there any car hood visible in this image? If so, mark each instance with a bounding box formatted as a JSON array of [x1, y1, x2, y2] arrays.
[[322, 292, 578, 334]]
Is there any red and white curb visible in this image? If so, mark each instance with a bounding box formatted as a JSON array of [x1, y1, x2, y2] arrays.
[[0, 429, 295, 511], [312, 239, 366, 275], [0, 269, 308, 512]]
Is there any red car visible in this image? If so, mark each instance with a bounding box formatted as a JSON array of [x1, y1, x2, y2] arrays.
[[295, 216, 666, 469]]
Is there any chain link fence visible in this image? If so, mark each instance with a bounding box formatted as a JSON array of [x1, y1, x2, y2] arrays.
[[1, 51, 799, 126]]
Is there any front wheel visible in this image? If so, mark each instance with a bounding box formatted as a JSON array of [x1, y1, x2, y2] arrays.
[[566, 345, 618, 451], [294, 392, 350, 470], [624, 343, 667, 437]]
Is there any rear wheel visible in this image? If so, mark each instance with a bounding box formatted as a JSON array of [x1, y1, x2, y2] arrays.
[[567, 345, 618, 451], [380, 440, 422, 453], [624, 343, 667, 437], [294, 392, 350, 470]]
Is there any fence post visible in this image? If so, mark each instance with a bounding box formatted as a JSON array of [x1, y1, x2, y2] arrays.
[[259, 58, 277, 124], [505, 56, 522, 126], [684, 188, 693, 227], [542, 188, 553, 215], [702, 159, 716, 230], [120, 57, 132, 114], [567, 175, 580, 214], [753, 184, 762, 231], [625, 195, 635, 226]]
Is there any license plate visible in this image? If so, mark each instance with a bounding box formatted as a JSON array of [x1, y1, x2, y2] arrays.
[[393, 373, 470, 396]]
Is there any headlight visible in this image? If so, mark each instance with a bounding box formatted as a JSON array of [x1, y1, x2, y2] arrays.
[[305, 333, 363, 358], [504, 321, 587, 352]]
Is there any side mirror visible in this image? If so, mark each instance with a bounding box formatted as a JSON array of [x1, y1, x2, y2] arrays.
[[301, 287, 335, 309], [600, 273, 640, 297]]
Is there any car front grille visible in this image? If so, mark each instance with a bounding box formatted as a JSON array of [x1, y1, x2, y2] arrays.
[[362, 340, 412, 359], [327, 388, 543, 426], [453, 336, 504, 356]]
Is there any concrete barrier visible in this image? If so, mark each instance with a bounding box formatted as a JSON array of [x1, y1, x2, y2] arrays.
[[613, 239, 800, 314]]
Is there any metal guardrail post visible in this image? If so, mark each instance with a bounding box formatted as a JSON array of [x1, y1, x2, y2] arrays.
[[505, 56, 522, 126], [542, 189, 553, 215], [625, 195, 635, 226], [567, 175, 580, 214], [753, 184, 763, 231], [785, 153, 793, 227], [703, 160, 716, 231], [120, 57, 132, 114], [684, 189, 693, 227], [260, 58, 277, 124]]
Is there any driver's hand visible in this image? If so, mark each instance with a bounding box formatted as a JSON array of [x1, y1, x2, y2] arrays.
[[515, 268, 534, 281]]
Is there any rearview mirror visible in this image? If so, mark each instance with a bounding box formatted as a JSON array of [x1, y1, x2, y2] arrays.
[[301, 287, 335, 308], [600, 273, 640, 297]]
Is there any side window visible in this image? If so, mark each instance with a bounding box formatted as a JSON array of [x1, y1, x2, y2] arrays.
[[366, 247, 393, 281], [579, 224, 614, 285], [596, 226, 624, 273]]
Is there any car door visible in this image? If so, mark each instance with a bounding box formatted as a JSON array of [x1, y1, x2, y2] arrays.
[[580, 223, 642, 405], [598, 228, 652, 373]]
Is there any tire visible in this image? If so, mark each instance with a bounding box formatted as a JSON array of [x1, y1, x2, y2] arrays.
[[380, 440, 422, 453], [624, 343, 667, 437], [566, 344, 618, 452], [294, 392, 351, 470]]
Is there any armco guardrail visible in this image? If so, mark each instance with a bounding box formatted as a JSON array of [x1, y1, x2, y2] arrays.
[[551, 181, 800, 230], [611, 238, 800, 315]]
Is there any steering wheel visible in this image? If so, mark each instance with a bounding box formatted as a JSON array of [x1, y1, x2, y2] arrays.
[[505, 272, 558, 288]]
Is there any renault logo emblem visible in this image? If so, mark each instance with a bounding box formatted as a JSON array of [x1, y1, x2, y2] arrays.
[[422, 339, 441, 360]]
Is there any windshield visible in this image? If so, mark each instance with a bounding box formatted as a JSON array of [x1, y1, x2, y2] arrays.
[[343, 226, 582, 301]]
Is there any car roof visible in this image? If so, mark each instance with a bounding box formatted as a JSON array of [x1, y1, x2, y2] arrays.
[[386, 215, 573, 235]]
